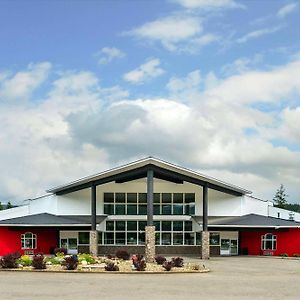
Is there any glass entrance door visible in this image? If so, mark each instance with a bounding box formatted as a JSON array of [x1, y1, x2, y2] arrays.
[[221, 239, 230, 255], [221, 238, 238, 256], [60, 238, 78, 254]]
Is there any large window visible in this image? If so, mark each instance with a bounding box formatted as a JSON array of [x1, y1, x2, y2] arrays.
[[261, 233, 277, 250], [100, 220, 196, 246], [21, 232, 37, 249], [104, 192, 195, 216]]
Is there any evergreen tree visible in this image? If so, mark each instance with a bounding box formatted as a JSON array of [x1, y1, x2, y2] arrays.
[[0, 201, 3, 210], [273, 184, 288, 208], [6, 201, 13, 209]]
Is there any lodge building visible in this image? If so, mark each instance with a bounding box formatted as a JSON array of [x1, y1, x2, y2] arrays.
[[0, 157, 300, 259]]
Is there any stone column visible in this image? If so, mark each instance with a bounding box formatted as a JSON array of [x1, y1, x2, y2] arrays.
[[145, 225, 155, 263], [89, 230, 98, 256], [201, 231, 210, 260]]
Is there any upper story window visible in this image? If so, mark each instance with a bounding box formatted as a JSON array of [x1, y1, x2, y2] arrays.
[[103, 192, 195, 216], [261, 233, 277, 250], [21, 232, 37, 249]]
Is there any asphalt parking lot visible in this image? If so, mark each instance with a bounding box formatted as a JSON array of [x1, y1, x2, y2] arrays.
[[1, 256, 300, 300]]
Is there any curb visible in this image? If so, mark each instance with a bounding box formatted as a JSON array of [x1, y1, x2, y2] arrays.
[[0, 268, 210, 274]]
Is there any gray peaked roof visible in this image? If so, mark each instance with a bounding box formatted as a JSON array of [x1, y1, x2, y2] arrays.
[[46, 157, 251, 196], [1, 213, 299, 228], [193, 214, 300, 228], [0, 213, 106, 226]]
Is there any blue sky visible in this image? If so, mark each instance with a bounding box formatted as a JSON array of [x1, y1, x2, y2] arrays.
[[0, 0, 300, 204]]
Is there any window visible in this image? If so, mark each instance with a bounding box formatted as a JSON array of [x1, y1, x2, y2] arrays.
[[101, 220, 196, 246], [21, 232, 37, 249], [103, 192, 196, 216], [78, 232, 90, 245], [209, 232, 220, 245], [261, 233, 277, 250]]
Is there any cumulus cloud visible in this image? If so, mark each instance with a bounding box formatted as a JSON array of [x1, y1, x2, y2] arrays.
[[123, 58, 165, 84], [0, 62, 51, 101], [1, 58, 300, 204], [95, 47, 125, 64], [277, 3, 297, 18]]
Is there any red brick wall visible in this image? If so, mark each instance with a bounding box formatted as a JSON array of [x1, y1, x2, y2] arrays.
[[0, 227, 58, 256], [240, 228, 300, 256]]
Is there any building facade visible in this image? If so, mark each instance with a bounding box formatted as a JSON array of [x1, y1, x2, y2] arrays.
[[0, 157, 300, 257]]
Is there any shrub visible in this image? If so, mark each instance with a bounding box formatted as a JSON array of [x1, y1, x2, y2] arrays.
[[293, 253, 300, 257], [54, 247, 67, 256], [155, 255, 166, 265], [189, 264, 201, 271], [172, 257, 184, 267], [32, 254, 46, 269], [105, 262, 119, 271], [63, 255, 78, 270], [280, 253, 288, 257], [132, 254, 146, 271], [115, 250, 130, 260], [135, 260, 147, 271], [162, 261, 173, 271], [17, 255, 32, 267], [106, 254, 115, 259], [78, 253, 96, 264], [45, 256, 61, 265], [0, 252, 20, 268]]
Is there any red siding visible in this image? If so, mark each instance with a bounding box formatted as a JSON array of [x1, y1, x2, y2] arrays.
[[240, 229, 300, 256], [0, 227, 58, 256]]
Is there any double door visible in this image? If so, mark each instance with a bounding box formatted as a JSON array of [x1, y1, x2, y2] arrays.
[[220, 238, 238, 256], [60, 237, 78, 255]]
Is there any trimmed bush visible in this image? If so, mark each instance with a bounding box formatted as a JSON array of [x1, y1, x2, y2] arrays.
[[32, 254, 46, 269], [280, 253, 288, 257], [78, 253, 96, 264], [155, 255, 166, 265], [105, 262, 119, 271], [172, 257, 184, 267], [293, 253, 300, 257], [132, 254, 146, 271], [45, 256, 61, 265], [54, 247, 67, 256], [63, 255, 78, 270], [0, 252, 20, 268], [162, 261, 173, 271], [115, 250, 130, 260], [17, 255, 32, 267]]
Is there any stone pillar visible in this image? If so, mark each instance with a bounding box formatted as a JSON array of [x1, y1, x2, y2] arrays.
[[145, 225, 155, 263], [89, 230, 98, 256], [201, 231, 210, 260]]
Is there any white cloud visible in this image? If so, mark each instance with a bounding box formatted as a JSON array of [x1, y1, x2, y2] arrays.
[[237, 26, 283, 43], [1, 58, 300, 204], [123, 58, 165, 84], [277, 3, 297, 18], [95, 47, 125, 64], [0, 62, 51, 101], [171, 0, 244, 10], [126, 15, 205, 51]]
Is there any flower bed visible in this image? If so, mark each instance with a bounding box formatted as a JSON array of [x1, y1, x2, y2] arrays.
[[0, 252, 209, 274]]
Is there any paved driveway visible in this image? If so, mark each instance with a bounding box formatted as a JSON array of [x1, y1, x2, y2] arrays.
[[1, 256, 300, 300]]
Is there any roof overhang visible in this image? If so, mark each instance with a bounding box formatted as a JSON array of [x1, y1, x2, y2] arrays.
[[47, 157, 251, 196]]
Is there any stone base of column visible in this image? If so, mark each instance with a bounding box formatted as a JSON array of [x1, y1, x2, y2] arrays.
[[201, 231, 210, 260], [89, 230, 98, 256], [145, 225, 155, 263]]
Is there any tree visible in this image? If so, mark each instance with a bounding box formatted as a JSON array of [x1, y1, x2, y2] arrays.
[[6, 201, 13, 209], [273, 184, 288, 208], [0, 201, 3, 210]]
